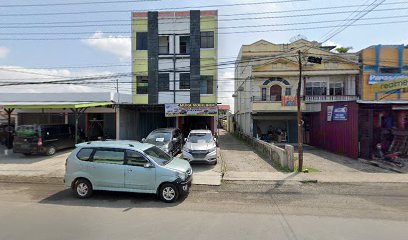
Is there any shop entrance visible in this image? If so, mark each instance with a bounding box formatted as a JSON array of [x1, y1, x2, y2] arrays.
[[179, 116, 213, 137]]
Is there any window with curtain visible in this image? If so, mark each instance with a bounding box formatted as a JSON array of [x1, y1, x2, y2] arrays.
[[136, 76, 148, 94], [159, 36, 169, 54], [261, 88, 267, 101]]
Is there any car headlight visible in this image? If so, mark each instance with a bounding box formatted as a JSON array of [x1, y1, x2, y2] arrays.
[[176, 171, 187, 181], [209, 147, 216, 153]]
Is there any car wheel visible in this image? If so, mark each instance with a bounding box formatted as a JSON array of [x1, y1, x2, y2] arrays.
[[211, 160, 218, 165], [159, 183, 179, 203], [46, 146, 56, 156], [74, 179, 93, 199], [23, 153, 32, 156]]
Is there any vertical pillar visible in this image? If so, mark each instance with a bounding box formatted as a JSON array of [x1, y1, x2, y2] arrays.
[[148, 11, 159, 104], [116, 107, 120, 140], [397, 111, 406, 129], [190, 10, 201, 103]]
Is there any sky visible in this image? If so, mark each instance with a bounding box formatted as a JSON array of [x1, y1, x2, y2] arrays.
[[0, 0, 407, 111]]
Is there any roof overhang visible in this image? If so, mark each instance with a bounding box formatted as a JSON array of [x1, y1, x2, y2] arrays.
[[0, 101, 113, 109]]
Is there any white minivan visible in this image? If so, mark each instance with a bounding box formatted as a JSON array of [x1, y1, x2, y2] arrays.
[[64, 140, 192, 203]]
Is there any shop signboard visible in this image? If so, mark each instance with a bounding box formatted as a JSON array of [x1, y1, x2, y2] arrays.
[[372, 77, 408, 93], [327, 105, 347, 121], [281, 96, 297, 106], [368, 74, 408, 85], [165, 103, 218, 117]]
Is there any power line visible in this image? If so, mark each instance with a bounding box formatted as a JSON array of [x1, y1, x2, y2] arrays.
[[321, 0, 386, 43], [3, 14, 408, 36], [0, 19, 407, 41], [0, 0, 310, 17], [0, 4, 407, 28], [0, 0, 159, 8]]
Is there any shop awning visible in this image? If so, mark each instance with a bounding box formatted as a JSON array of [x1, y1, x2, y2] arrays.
[[0, 101, 113, 109]]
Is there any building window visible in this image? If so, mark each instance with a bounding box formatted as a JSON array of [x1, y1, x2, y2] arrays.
[[159, 36, 169, 54], [136, 76, 148, 94], [380, 67, 400, 74], [201, 31, 214, 48], [200, 75, 213, 94], [330, 82, 343, 96], [180, 73, 190, 89], [179, 36, 190, 54], [306, 82, 327, 96], [158, 73, 170, 91], [261, 88, 267, 101], [285, 88, 292, 96], [136, 32, 148, 50]]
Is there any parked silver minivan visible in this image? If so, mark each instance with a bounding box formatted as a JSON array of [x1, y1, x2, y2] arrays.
[[64, 140, 192, 203]]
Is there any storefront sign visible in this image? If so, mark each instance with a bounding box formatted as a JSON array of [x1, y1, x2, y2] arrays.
[[281, 96, 297, 106], [372, 77, 408, 93], [368, 74, 408, 85], [327, 106, 334, 122], [327, 105, 347, 121], [165, 104, 217, 117]]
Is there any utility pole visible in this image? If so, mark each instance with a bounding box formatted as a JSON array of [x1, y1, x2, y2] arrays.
[[297, 50, 304, 172]]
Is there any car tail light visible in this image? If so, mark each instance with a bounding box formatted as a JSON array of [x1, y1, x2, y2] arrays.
[[37, 138, 43, 147]]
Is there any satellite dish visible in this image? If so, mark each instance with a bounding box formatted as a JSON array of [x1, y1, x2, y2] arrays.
[[290, 34, 308, 43]]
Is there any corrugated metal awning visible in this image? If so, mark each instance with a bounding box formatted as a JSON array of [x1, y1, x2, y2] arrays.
[[0, 101, 113, 109]]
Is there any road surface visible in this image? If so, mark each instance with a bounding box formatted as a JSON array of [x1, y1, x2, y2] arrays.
[[0, 181, 407, 240]]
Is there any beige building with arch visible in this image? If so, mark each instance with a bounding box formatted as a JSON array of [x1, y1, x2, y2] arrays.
[[234, 39, 359, 143]]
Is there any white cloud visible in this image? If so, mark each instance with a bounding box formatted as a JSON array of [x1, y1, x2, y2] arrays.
[[0, 46, 9, 59], [0, 65, 122, 93], [81, 31, 131, 61]]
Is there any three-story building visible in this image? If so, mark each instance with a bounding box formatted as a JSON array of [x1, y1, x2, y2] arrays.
[[131, 10, 218, 138]]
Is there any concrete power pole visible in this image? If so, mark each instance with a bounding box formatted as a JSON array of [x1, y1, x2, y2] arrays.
[[297, 50, 304, 172]]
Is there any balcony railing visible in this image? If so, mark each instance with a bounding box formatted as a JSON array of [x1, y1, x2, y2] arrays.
[[252, 96, 281, 102], [304, 95, 359, 102]]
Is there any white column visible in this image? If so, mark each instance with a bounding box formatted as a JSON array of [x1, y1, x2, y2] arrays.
[[115, 107, 120, 140]]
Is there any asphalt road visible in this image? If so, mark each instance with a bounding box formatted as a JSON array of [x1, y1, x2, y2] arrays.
[[0, 181, 407, 240]]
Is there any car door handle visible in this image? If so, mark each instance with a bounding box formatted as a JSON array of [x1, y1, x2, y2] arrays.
[[127, 169, 133, 173]]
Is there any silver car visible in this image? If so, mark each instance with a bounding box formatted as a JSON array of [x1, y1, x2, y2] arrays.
[[181, 130, 217, 165]]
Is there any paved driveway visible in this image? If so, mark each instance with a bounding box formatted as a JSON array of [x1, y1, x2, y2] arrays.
[[218, 129, 278, 173]]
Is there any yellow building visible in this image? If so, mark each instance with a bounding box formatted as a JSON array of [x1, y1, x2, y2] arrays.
[[358, 44, 408, 159], [360, 45, 408, 101]]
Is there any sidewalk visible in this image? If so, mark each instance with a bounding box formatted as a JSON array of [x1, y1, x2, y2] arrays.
[[223, 171, 408, 183]]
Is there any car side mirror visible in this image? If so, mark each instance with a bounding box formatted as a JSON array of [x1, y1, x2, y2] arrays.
[[144, 162, 153, 168], [142, 138, 146, 142]]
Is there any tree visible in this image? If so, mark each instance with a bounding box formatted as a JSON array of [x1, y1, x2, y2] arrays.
[[335, 47, 353, 53]]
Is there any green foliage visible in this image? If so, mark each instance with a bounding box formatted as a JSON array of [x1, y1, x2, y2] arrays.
[[335, 47, 353, 53]]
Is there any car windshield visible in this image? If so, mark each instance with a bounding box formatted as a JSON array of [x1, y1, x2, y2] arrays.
[[188, 133, 213, 143], [146, 132, 172, 143], [144, 146, 172, 165], [15, 125, 38, 137]]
